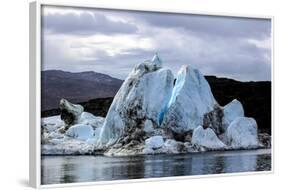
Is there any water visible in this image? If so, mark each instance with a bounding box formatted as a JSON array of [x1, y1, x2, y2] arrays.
[[41, 149, 271, 185]]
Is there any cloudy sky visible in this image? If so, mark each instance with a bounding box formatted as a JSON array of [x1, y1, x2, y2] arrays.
[[42, 5, 271, 81]]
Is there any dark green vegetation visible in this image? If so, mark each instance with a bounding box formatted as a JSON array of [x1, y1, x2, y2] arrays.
[[41, 72, 271, 134]]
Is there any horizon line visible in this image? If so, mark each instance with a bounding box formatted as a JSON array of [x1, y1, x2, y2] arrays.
[[41, 69, 272, 83]]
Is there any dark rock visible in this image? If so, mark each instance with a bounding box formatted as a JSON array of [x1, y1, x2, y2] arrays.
[[258, 133, 271, 148], [164, 128, 193, 142], [203, 104, 224, 135], [60, 109, 75, 129], [120, 125, 146, 146], [59, 99, 84, 130]]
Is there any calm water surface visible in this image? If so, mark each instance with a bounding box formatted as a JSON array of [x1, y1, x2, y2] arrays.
[[41, 149, 271, 185]]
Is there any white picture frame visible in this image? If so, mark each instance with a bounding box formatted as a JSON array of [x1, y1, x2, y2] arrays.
[[29, 1, 274, 188]]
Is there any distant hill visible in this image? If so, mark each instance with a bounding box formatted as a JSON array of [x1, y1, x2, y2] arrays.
[[41, 71, 271, 134], [41, 70, 123, 110], [205, 76, 271, 134]]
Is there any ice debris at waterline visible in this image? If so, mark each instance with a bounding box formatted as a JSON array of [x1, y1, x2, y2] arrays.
[[41, 100, 104, 155], [41, 54, 270, 156]]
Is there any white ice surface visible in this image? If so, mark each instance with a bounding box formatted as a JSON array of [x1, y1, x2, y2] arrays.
[[162, 65, 217, 133], [65, 124, 94, 141], [41, 114, 104, 155], [145, 135, 164, 149], [78, 112, 104, 128], [98, 56, 174, 147], [192, 125, 226, 150], [223, 99, 244, 130], [226, 117, 258, 149], [41, 115, 64, 132]]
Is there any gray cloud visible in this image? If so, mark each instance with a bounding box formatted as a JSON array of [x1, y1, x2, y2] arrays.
[[133, 12, 271, 40], [76, 49, 156, 79], [43, 37, 271, 81], [42, 7, 271, 81], [43, 12, 138, 35], [194, 41, 271, 81]]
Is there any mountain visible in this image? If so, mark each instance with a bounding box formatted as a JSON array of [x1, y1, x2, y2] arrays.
[[41, 70, 123, 110]]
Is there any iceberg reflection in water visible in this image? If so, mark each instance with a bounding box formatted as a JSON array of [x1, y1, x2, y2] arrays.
[[41, 149, 271, 185]]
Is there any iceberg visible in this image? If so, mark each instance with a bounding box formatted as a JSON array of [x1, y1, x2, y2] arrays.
[[191, 125, 226, 150], [161, 65, 217, 134], [41, 101, 105, 155], [98, 54, 174, 147], [223, 99, 244, 130], [226, 117, 258, 149], [41, 114, 103, 155], [201, 99, 244, 135], [151, 53, 162, 67], [40, 56, 268, 156]]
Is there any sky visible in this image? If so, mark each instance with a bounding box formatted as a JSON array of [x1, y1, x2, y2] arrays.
[[42, 5, 272, 81]]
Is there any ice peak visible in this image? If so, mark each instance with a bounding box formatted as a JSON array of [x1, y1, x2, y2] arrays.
[[179, 65, 206, 86], [151, 53, 162, 65], [179, 64, 197, 75]]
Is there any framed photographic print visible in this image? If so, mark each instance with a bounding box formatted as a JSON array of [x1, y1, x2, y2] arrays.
[[29, 1, 273, 188]]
